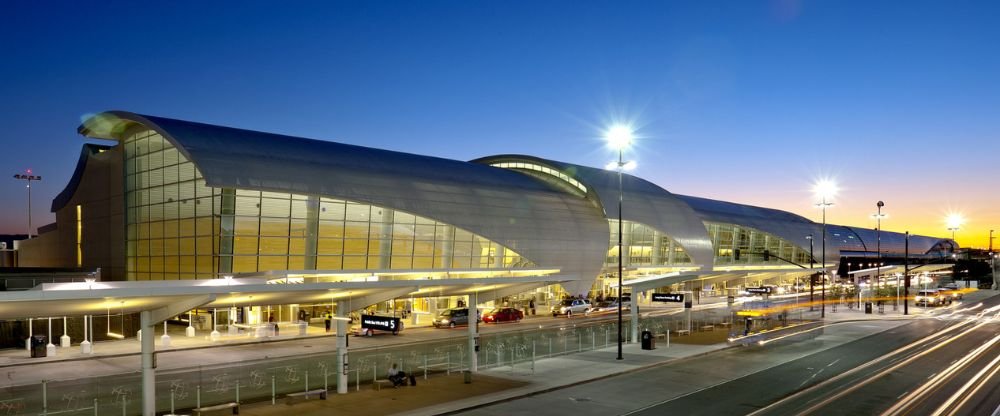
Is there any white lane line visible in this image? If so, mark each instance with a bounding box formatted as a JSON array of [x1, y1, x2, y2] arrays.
[[927, 372, 937, 380], [897, 391, 910, 399], [827, 359, 841, 367]]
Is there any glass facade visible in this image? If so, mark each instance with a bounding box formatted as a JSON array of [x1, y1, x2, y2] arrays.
[[604, 219, 693, 268], [490, 162, 588, 194], [705, 222, 812, 266], [124, 130, 534, 280]]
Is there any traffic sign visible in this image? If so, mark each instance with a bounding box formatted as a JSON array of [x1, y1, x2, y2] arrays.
[[651, 293, 684, 303], [746, 287, 772, 294]]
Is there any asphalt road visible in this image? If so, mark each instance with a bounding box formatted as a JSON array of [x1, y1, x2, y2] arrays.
[[457, 294, 1000, 416]]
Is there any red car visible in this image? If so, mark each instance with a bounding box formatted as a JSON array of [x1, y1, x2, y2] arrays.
[[482, 307, 524, 324]]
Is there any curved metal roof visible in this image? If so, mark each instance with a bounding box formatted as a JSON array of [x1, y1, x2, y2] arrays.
[[78, 112, 610, 294], [676, 194, 833, 260], [51, 143, 113, 212], [473, 155, 716, 270], [840, 226, 954, 256]]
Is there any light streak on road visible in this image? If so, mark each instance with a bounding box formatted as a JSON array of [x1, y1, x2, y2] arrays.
[[881, 333, 1000, 416], [747, 316, 991, 416], [930, 339, 1000, 416]]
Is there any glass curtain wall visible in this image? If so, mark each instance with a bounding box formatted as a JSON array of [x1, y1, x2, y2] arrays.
[[125, 130, 534, 280], [707, 222, 812, 266], [604, 219, 693, 268]]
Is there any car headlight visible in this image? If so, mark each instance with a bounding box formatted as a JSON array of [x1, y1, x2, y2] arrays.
[[439, 319, 449, 323]]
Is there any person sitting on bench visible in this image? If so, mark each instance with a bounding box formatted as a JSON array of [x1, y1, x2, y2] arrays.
[[388, 363, 407, 387]]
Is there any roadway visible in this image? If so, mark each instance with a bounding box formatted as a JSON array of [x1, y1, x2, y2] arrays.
[[456, 293, 1000, 416]]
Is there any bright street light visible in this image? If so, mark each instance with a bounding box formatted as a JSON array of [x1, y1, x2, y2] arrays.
[[946, 213, 963, 241], [605, 124, 633, 362], [813, 179, 836, 319]]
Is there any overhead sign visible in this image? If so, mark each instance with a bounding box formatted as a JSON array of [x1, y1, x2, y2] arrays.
[[651, 293, 684, 303], [360, 314, 400, 332], [746, 287, 772, 294]]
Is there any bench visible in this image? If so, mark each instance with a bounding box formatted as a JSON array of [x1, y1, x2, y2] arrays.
[[655, 333, 667, 340], [193, 402, 239, 415], [716, 322, 732, 328], [285, 389, 327, 404], [674, 329, 691, 336], [374, 379, 393, 390], [700, 325, 715, 332]]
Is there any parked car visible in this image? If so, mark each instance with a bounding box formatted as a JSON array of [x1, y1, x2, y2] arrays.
[[551, 299, 591, 317], [915, 289, 947, 307], [433, 308, 472, 328], [482, 307, 524, 323]]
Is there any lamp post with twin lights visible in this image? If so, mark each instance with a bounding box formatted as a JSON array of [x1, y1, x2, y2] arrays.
[[605, 125, 635, 361], [813, 180, 836, 319], [872, 201, 886, 307], [13, 169, 42, 239]]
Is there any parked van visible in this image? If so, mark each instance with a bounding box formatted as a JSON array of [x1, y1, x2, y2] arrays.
[[433, 308, 470, 328]]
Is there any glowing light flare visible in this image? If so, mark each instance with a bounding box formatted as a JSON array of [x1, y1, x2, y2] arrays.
[[946, 213, 964, 230], [812, 178, 838, 202], [605, 125, 633, 150]]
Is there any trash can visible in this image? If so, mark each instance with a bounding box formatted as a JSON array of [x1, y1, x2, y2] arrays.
[[641, 330, 655, 350], [463, 370, 472, 384], [864, 302, 873, 314], [30, 335, 47, 358]]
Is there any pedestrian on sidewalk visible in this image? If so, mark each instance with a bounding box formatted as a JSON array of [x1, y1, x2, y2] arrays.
[[324, 310, 332, 332]]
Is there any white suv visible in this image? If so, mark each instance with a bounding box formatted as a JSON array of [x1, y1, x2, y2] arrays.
[[551, 299, 591, 317]]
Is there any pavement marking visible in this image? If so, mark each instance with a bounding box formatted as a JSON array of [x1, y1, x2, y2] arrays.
[[927, 372, 937, 380], [897, 391, 910, 399], [827, 359, 840, 367]]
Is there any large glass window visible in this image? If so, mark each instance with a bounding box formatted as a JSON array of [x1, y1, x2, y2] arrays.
[[706, 221, 812, 266], [124, 129, 535, 279], [604, 220, 692, 268]]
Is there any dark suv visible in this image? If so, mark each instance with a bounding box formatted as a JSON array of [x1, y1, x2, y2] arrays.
[[433, 308, 470, 328]]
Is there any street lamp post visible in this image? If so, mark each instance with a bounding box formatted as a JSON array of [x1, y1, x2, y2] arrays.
[[872, 201, 886, 309], [606, 125, 633, 361], [813, 180, 836, 319], [807, 234, 814, 311], [13, 169, 42, 239], [904, 231, 909, 315]]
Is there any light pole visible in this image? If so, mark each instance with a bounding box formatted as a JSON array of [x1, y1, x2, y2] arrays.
[[606, 125, 633, 361], [813, 179, 836, 319], [872, 201, 886, 308], [807, 234, 814, 311], [946, 213, 963, 256], [13, 169, 42, 239]]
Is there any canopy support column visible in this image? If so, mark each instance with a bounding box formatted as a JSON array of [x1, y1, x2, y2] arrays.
[[336, 300, 348, 394]]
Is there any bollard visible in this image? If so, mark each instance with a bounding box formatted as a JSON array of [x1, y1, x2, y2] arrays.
[[271, 375, 276, 405], [424, 355, 428, 380], [42, 380, 47, 416], [236, 380, 240, 403], [197, 384, 201, 408], [93, 398, 98, 416], [324, 367, 328, 393], [447, 353, 451, 376], [170, 387, 175, 414]]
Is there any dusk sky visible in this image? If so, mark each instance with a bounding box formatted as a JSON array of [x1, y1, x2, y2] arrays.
[[1, 1, 998, 248]]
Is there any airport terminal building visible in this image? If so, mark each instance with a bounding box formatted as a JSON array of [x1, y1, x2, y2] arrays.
[[17, 111, 958, 308]]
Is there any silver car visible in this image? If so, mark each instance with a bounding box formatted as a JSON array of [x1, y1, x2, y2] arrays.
[[551, 299, 591, 317]]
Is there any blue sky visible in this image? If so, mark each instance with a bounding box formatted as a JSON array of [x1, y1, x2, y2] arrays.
[[2, 0, 998, 245]]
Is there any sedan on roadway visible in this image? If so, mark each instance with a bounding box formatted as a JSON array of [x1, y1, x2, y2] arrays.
[[482, 307, 524, 324]]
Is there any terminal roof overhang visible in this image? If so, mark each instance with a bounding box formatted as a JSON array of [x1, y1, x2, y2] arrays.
[[623, 267, 829, 292], [0, 275, 572, 320]]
